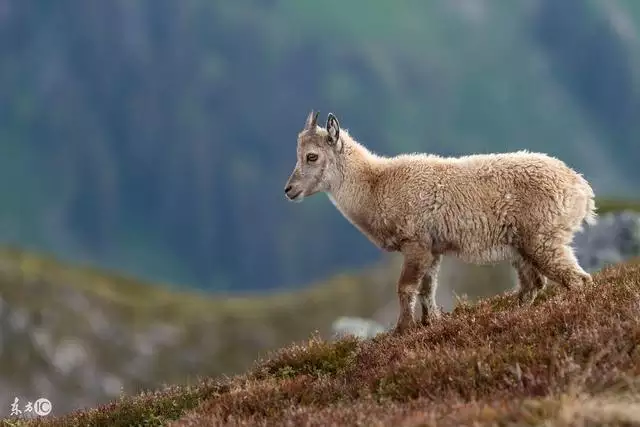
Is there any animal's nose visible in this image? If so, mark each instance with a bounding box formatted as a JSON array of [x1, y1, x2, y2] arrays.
[[284, 185, 292, 194]]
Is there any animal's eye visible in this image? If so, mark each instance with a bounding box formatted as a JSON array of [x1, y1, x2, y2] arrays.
[[306, 153, 318, 162]]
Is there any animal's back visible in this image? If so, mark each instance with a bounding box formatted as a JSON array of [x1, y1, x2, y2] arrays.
[[441, 151, 593, 226], [388, 150, 595, 263]]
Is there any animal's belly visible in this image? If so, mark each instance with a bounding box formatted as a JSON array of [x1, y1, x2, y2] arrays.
[[359, 228, 399, 252], [453, 245, 518, 265]]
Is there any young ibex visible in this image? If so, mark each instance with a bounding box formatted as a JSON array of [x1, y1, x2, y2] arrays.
[[284, 111, 597, 335]]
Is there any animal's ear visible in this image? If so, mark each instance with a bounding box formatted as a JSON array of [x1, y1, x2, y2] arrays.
[[326, 113, 340, 145], [304, 110, 319, 130]]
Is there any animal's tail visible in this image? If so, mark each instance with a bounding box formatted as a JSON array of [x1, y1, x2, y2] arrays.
[[579, 174, 597, 227], [567, 173, 597, 233], [584, 194, 597, 226]]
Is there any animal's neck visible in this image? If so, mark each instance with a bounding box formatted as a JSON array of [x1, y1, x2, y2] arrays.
[[326, 133, 380, 219]]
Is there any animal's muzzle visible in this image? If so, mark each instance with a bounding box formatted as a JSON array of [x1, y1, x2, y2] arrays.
[[284, 185, 301, 200]]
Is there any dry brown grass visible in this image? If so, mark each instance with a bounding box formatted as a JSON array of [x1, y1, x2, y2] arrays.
[[6, 258, 640, 427]]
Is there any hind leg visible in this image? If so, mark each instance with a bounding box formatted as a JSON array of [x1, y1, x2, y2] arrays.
[[513, 257, 547, 306], [521, 235, 593, 292], [418, 254, 442, 326]]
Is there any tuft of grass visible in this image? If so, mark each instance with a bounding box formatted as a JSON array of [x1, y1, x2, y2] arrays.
[[250, 333, 360, 380], [10, 257, 640, 426]]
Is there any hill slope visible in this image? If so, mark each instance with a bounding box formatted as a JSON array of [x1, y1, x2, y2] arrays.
[[11, 258, 640, 426]]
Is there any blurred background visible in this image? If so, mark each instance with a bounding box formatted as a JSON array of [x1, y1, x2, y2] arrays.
[[1, 0, 640, 418]]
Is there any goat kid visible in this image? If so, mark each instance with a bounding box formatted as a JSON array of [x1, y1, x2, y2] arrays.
[[284, 111, 596, 335]]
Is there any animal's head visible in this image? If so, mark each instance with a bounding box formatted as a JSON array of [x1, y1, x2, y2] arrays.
[[284, 110, 343, 202]]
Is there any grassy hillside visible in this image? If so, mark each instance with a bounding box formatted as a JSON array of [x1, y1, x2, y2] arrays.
[[7, 258, 640, 426]]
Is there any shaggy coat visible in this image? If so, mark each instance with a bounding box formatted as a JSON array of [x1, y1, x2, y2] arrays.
[[285, 111, 596, 334]]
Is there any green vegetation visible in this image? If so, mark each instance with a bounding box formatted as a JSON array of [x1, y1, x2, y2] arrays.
[[2, 1, 640, 292], [595, 198, 640, 214], [1, 246, 398, 318], [5, 258, 640, 426]]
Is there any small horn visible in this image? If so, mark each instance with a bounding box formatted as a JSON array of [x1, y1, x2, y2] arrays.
[[305, 110, 319, 130]]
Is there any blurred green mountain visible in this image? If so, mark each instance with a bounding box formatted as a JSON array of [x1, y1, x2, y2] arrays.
[[1, 0, 639, 291]]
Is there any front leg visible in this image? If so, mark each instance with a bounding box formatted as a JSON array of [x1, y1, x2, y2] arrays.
[[419, 253, 442, 326], [392, 244, 433, 335]]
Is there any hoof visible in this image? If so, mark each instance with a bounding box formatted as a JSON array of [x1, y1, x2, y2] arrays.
[[516, 292, 537, 307], [391, 320, 416, 336], [582, 274, 594, 287], [420, 310, 441, 327]]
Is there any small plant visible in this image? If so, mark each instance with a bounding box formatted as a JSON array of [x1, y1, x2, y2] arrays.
[[251, 333, 359, 380]]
